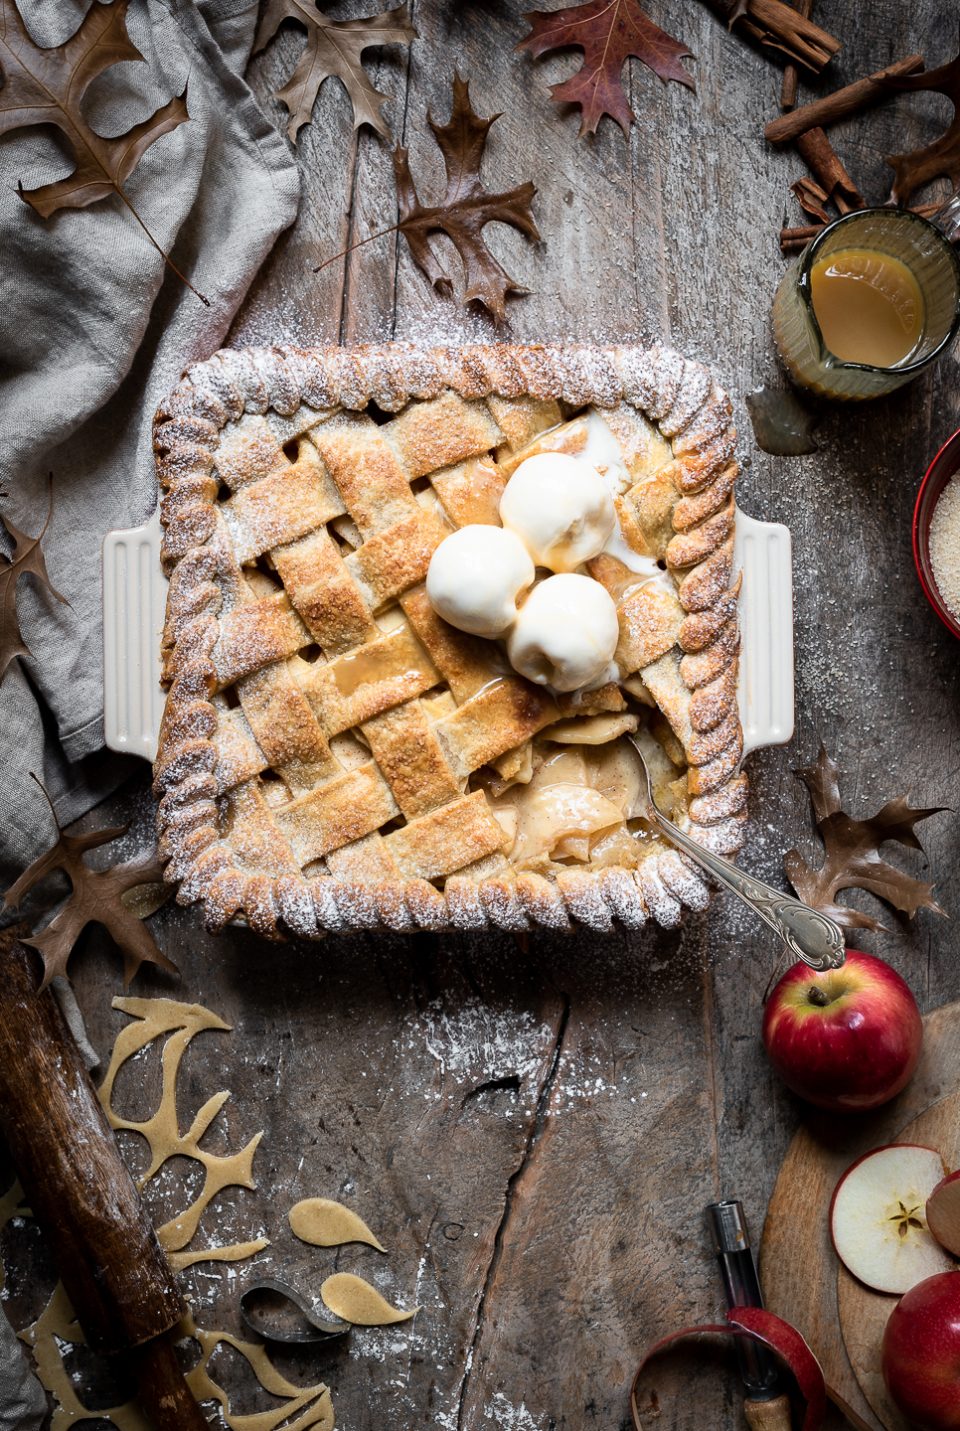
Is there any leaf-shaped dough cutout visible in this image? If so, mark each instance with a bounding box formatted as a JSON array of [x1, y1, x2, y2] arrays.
[[320, 1273, 416, 1326], [289, 1197, 386, 1252]]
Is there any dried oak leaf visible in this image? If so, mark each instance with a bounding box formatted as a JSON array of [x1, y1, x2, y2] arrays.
[[393, 74, 539, 322], [0, 0, 203, 300], [3, 781, 177, 990], [784, 746, 946, 933], [884, 48, 960, 204], [518, 0, 695, 137], [0, 485, 68, 685], [252, 0, 415, 141]]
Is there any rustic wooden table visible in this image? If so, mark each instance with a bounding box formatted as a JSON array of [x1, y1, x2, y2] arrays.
[[65, 2, 960, 1428]]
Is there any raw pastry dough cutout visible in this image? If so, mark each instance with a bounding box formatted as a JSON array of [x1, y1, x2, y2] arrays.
[[321, 1272, 417, 1326], [0, 996, 333, 1431], [100, 997, 269, 1271], [289, 1196, 387, 1252], [1, 997, 421, 1427]]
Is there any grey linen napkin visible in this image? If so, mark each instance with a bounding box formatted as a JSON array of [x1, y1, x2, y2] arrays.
[[0, 0, 299, 1417], [0, 0, 299, 873]]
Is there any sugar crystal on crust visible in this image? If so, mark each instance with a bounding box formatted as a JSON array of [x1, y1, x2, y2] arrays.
[[153, 344, 747, 935]]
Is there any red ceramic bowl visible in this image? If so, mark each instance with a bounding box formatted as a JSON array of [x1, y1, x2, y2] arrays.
[[913, 427, 960, 640]]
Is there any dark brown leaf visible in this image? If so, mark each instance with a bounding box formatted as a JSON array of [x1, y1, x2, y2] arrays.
[[0, 483, 68, 685], [0, 0, 205, 301], [393, 74, 539, 322], [3, 779, 177, 990], [518, 0, 695, 137], [252, 0, 415, 141], [883, 49, 960, 204], [784, 746, 947, 932]]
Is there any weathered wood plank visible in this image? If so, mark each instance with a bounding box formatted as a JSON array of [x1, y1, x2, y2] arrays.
[[19, 0, 960, 1427]]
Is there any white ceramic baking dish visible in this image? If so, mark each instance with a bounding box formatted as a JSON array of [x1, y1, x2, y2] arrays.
[[101, 505, 793, 764]]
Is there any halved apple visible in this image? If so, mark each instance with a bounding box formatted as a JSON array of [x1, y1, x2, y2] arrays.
[[927, 1170, 960, 1259], [830, 1144, 954, 1294]]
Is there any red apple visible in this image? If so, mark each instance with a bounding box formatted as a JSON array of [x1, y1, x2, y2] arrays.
[[762, 951, 922, 1111], [883, 1271, 960, 1429], [830, 1145, 952, 1294]]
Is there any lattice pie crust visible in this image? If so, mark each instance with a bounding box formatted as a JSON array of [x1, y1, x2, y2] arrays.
[[154, 344, 746, 935]]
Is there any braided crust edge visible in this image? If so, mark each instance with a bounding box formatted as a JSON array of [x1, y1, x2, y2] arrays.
[[153, 343, 747, 936]]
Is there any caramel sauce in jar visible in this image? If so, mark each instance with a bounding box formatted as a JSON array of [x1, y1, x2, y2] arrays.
[[810, 248, 924, 368]]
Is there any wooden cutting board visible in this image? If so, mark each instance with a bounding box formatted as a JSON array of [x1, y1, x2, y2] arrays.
[[759, 1001, 960, 1431]]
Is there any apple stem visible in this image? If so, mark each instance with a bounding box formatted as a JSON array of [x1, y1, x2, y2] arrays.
[[807, 986, 831, 1007]]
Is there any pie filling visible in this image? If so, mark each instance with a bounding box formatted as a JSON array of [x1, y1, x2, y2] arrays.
[[417, 410, 687, 873], [200, 386, 709, 890]]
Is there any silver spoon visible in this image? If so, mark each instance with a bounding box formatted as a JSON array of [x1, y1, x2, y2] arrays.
[[627, 735, 845, 971]]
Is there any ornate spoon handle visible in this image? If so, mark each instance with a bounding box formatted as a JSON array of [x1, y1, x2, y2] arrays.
[[627, 737, 845, 971]]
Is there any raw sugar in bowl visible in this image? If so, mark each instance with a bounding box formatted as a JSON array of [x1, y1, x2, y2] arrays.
[[914, 427, 960, 640], [772, 200, 960, 400]]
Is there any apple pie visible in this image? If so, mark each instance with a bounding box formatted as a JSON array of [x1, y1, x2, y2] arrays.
[[154, 344, 746, 934]]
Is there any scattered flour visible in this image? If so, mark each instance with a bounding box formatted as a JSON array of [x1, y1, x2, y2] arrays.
[[417, 998, 553, 1085], [482, 1393, 550, 1430], [410, 996, 656, 1113], [432, 1391, 548, 1431]]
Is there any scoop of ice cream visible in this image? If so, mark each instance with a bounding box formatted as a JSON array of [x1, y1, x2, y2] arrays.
[[499, 452, 616, 572], [426, 524, 535, 638], [507, 573, 619, 692]]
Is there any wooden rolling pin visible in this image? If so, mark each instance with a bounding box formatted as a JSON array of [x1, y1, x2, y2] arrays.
[[0, 931, 208, 1430]]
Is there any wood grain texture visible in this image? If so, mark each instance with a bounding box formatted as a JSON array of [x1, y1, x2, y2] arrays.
[[26, 0, 960, 1426], [0, 932, 185, 1356], [744, 1396, 794, 1430], [761, 1004, 960, 1431], [836, 1087, 960, 1431], [0, 938, 210, 1431]]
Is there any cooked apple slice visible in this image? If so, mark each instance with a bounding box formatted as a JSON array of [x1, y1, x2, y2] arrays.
[[830, 1144, 954, 1295], [926, 1170, 960, 1258]]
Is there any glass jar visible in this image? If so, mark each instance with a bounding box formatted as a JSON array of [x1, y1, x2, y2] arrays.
[[772, 200, 960, 400]]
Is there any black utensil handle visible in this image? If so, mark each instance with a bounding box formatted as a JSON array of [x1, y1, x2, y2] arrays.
[[707, 1201, 783, 1402]]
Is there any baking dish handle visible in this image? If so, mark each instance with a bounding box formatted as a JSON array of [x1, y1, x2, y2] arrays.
[[103, 507, 166, 762], [734, 507, 795, 758], [102, 506, 794, 764]]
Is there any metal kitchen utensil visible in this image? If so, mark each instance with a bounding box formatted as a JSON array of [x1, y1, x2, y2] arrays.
[[707, 1201, 790, 1430], [239, 1278, 348, 1346], [627, 735, 845, 971]]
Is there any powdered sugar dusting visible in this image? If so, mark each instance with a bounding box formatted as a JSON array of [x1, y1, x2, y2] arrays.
[[416, 998, 553, 1085], [156, 342, 744, 934], [482, 1393, 549, 1430]]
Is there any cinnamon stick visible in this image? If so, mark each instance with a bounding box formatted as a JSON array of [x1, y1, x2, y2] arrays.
[[701, 0, 840, 72], [779, 202, 941, 253], [790, 176, 830, 222], [795, 127, 864, 213], [780, 0, 813, 110], [779, 226, 827, 254], [766, 54, 925, 144], [779, 228, 825, 254]]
